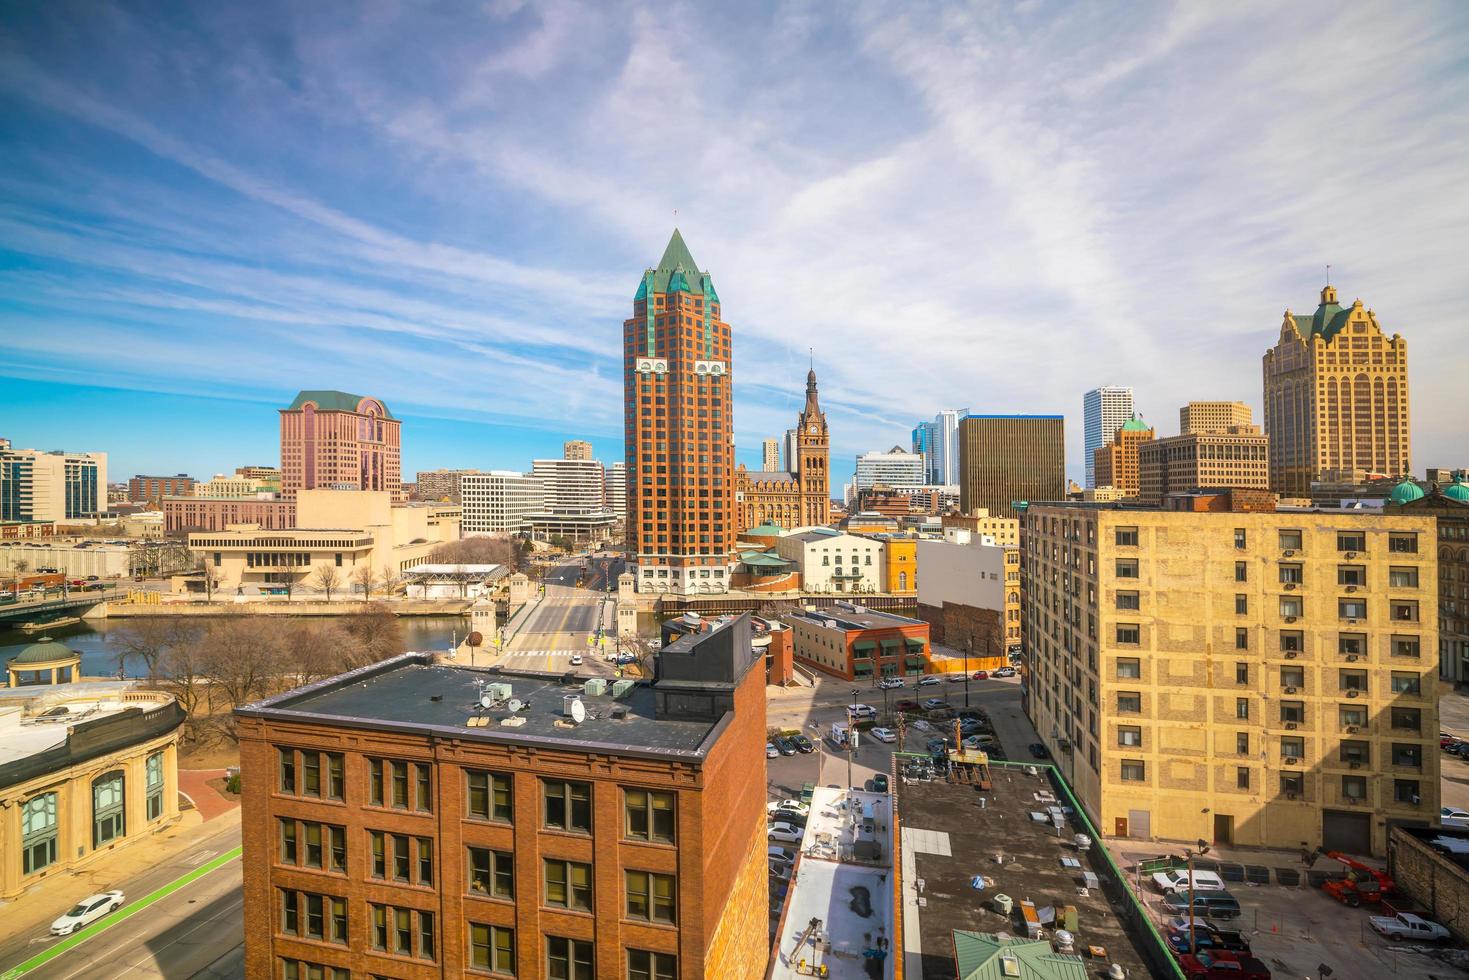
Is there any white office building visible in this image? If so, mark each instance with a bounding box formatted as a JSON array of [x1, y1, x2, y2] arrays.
[[530, 458, 605, 513], [1082, 386, 1133, 488], [854, 446, 926, 491], [460, 471, 543, 535], [0, 447, 108, 522], [604, 461, 627, 521]]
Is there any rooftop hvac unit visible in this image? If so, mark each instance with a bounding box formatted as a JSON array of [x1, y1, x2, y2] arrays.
[[562, 695, 584, 718], [583, 678, 608, 696], [611, 679, 636, 698], [486, 682, 513, 703]]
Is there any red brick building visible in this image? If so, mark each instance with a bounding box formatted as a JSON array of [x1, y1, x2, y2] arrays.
[[786, 604, 931, 681], [163, 496, 295, 533], [128, 473, 194, 502], [280, 391, 402, 503], [236, 616, 769, 980], [624, 231, 734, 595]]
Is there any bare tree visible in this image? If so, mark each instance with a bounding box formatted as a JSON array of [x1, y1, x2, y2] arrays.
[[196, 616, 286, 738], [331, 603, 405, 669], [156, 623, 207, 731], [429, 536, 519, 570], [194, 556, 227, 602], [13, 559, 29, 574], [353, 565, 379, 602], [279, 619, 340, 684], [112, 616, 186, 684], [379, 565, 402, 597], [313, 565, 341, 602]]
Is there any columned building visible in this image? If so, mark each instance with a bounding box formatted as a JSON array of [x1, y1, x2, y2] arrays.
[[624, 231, 734, 594], [280, 391, 403, 502], [1263, 283, 1410, 495], [735, 370, 830, 532]]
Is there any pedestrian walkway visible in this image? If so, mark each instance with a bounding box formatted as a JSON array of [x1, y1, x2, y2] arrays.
[[178, 769, 238, 822]]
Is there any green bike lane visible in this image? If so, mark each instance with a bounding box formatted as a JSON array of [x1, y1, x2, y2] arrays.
[[0, 824, 242, 979]]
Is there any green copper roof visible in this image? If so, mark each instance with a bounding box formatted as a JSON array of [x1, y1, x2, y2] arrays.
[[953, 931, 1088, 980], [1290, 285, 1352, 342], [286, 390, 395, 419], [9, 637, 79, 666], [747, 523, 785, 536], [738, 551, 791, 568], [1119, 415, 1151, 433], [1389, 478, 1426, 505], [636, 229, 714, 298], [1445, 477, 1469, 502]]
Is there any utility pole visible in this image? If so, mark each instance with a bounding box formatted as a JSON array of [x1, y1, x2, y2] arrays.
[[847, 688, 858, 792]]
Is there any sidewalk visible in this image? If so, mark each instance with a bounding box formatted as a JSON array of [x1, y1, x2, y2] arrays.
[[0, 808, 240, 945], [178, 768, 239, 822]]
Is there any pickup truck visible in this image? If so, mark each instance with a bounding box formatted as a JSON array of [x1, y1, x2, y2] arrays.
[[1368, 912, 1451, 942]]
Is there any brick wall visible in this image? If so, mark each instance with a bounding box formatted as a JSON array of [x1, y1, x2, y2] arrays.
[[916, 600, 1005, 667], [1388, 828, 1469, 942]]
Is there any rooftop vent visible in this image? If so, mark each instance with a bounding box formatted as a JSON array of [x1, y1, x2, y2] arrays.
[[611, 679, 636, 699], [583, 678, 608, 696], [562, 694, 583, 718], [560, 671, 578, 686], [486, 682, 513, 703], [610, 706, 629, 720]]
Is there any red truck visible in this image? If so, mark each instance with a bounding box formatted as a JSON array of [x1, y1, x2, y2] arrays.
[[1321, 851, 1394, 907], [1176, 950, 1272, 979]]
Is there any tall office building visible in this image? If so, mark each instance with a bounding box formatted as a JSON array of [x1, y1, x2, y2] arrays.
[[911, 421, 936, 481], [604, 461, 627, 521], [1263, 282, 1410, 494], [760, 439, 780, 472], [1180, 401, 1253, 435], [957, 415, 1064, 519], [782, 428, 798, 472], [237, 617, 770, 979], [1091, 416, 1154, 497], [1083, 386, 1134, 489], [1022, 493, 1439, 856], [0, 447, 108, 522], [460, 471, 543, 535], [563, 440, 593, 461], [415, 469, 480, 504], [128, 474, 194, 503], [854, 447, 925, 491], [624, 230, 734, 594], [1137, 425, 1269, 503], [930, 409, 967, 486], [280, 391, 402, 502], [528, 459, 615, 544]]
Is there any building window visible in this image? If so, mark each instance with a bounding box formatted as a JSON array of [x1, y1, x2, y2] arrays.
[[1236, 767, 1250, 790], [278, 889, 348, 945], [1338, 670, 1367, 693], [21, 792, 58, 875], [1115, 624, 1140, 644], [1281, 771, 1304, 796], [1235, 698, 1249, 720], [1280, 597, 1302, 618], [145, 751, 165, 821], [625, 870, 677, 924], [279, 960, 349, 980], [1120, 760, 1145, 782], [1117, 726, 1142, 747], [1391, 707, 1422, 732], [1339, 633, 1366, 656], [369, 904, 435, 961], [544, 859, 593, 912], [1337, 565, 1366, 586], [1235, 663, 1249, 684], [468, 846, 514, 900], [1116, 658, 1140, 679], [1115, 559, 1138, 579], [1115, 527, 1138, 546], [1281, 736, 1305, 759], [1280, 631, 1304, 653], [1394, 779, 1421, 805], [1338, 599, 1366, 620], [279, 819, 345, 873], [1116, 591, 1139, 610], [627, 949, 677, 980], [276, 749, 343, 801], [547, 936, 594, 980], [1280, 701, 1304, 724], [278, 748, 295, 794], [1280, 666, 1304, 689], [1340, 706, 1367, 729], [1279, 564, 1302, 585], [1117, 692, 1141, 713], [466, 770, 513, 822], [1279, 530, 1302, 551], [92, 771, 126, 848], [1388, 533, 1418, 554], [1235, 561, 1248, 582], [1234, 594, 1248, 615], [1389, 567, 1419, 588], [1392, 635, 1421, 658], [1390, 600, 1419, 623], [1392, 744, 1423, 768], [1234, 528, 1247, 549], [370, 758, 431, 812], [1236, 732, 1249, 754], [1341, 775, 1367, 801], [1235, 628, 1249, 650], [1390, 672, 1422, 695], [624, 789, 676, 843], [543, 780, 592, 833], [1337, 532, 1366, 553]]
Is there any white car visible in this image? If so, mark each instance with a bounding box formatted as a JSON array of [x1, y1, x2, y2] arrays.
[[962, 734, 996, 750], [1442, 806, 1469, 829], [769, 846, 796, 863], [917, 676, 941, 687], [568, 654, 582, 666], [993, 667, 1017, 678], [870, 727, 897, 743], [847, 704, 877, 720], [878, 677, 904, 690], [767, 799, 809, 816], [51, 891, 124, 935], [910, 719, 934, 733], [766, 743, 780, 759], [1369, 912, 1450, 942], [1151, 869, 1226, 893], [768, 823, 803, 843], [946, 672, 968, 683]]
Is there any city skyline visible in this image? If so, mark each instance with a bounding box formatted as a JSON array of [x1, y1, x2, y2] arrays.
[[3, 4, 1467, 486]]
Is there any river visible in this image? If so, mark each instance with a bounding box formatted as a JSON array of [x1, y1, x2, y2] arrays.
[[0, 614, 471, 679]]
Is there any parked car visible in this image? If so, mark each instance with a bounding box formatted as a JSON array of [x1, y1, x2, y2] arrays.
[[769, 860, 792, 878], [1442, 806, 1469, 829], [1163, 890, 1241, 920], [1175, 951, 1271, 980], [768, 823, 803, 844], [1166, 927, 1251, 955], [769, 809, 807, 828], [847, 704, 878, 720], [768, 846, 796, 864], [910, 719, 934, 733], [1028, 743, 1051, 759], [878, 677, 904, 690], [946, 672, 968, 683], [1153, 869, 1227, 893], [51, 891, 125, 936], [971, 670, 989, 680], [917, 676, 941, 687], [1440, 732, 1461, 748], [921, 698, 947, 710], [767, 799, 809, 816], [894, 699, 921, 712], [925, 736, 954, 754], [792, 734, 814, 754], [870, 727, 897, 743], [962, 734, 996, 751], [775, 737, 797, 756], [1448, 741, 1469, 759], [766, 743, 780, 759], [1369, 912, 1451, 942], [993, 666, 1017, 677], [871, 773, 889, 793]]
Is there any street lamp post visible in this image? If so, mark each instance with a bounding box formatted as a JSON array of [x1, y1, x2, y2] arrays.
[[964, 639, 972, 708], [848, 688, 858, 792]]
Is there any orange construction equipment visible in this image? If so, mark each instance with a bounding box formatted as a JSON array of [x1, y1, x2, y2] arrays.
[[1321, 851, 1395, 907]]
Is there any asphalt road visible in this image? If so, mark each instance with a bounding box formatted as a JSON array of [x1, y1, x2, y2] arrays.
[[0, 822, 243, 979], [491, 559, 615, 674]]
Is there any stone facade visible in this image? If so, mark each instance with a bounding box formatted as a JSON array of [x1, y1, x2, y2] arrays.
[[1137, 426, 1269, 503], [735, 370, 831, 533], [1387, 826, 1469, 943]]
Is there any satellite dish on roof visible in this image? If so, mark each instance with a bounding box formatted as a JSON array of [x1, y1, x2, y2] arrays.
[[506, 698, 523, 713], [480, 693, 494, 709], [467, 631, 483, 647], [570, 699, 586, 724]]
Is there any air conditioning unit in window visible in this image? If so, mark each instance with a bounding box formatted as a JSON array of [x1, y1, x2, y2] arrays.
[[1285, 651, 1299, 659], [1285, 722, 1299, 730], [1346, 585, 1358, 593], [1349, 761, 1362, 769], [1347, 689, 1361, 698], [1286, 791, 1299, 800], [1283, 550, 1296, 557], [1286, 616, 1298, 623], [1346, 552, 1357, 559], [1284, 686, 1298, 694], [1285, 757, 1300, 765], [1285, 583, 1297, 591], [1346, 725, 1360, 733], [1346, 654, 1359, 662]]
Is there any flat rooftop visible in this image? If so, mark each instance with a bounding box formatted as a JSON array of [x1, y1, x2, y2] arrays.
[[792, 608, 923, 632], [239, 653, 726, 760], [898, 767, 1150, 980], [0, 682, 167, 766]]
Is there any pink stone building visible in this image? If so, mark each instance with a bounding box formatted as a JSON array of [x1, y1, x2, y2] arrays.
[[279, 391, 402, 502], [163, 497, 295, 534]]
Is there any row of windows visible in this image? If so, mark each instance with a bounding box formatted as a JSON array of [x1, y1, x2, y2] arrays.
[[1111, 688, 1425, 729], [21, 754, 167, 878]]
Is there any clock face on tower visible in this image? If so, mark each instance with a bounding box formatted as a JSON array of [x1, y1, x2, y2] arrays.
[[808, 424, 817, 434]]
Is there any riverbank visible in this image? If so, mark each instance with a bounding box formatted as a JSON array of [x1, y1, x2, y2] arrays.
[[97, 598, 475, 618]]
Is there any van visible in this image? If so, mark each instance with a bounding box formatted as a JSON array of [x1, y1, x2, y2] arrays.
[[830, 722, 851, 747], [1152, 869, 1227, 893], [1162, 889, 1241, 920]]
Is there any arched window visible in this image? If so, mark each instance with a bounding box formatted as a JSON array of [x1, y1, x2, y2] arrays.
[[146, 752, 166, 821], [898, 571, 908, 591], [93, 771, 126, 847], [22, 792, 58, 874]]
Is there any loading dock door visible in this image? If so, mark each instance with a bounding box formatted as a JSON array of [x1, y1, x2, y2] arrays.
[[1128, 809, 1151, 839], [1323, 810, 1371, 855]]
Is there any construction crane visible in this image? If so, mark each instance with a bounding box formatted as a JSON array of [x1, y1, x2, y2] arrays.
[[1321, 851, 1395, 907]]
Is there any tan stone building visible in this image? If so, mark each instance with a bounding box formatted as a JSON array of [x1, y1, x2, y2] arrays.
[[563, 440, 593, 461], [1137, 425, 1270, 503], [1181, 401, 1253, 435], [1091, 417, 1154, 498], [1263, 283, 1411, 495], [1, 639, 184, 900], [734, 370, 830, 532], [1022, 493, 1440, 856]]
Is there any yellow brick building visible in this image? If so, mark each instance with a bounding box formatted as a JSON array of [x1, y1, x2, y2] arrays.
[[1022, 495, 1439, 857], [1180, 401, 1253, 435]]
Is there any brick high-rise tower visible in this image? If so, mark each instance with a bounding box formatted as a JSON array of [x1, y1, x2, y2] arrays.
[[624, 231, 734, 594], [279, 390, 402, 502]]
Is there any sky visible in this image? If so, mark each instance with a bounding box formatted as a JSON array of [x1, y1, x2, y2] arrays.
[[1, 1, 1466, 489]]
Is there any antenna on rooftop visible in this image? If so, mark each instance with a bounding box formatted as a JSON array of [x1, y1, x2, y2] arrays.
[[1326, 263, 1331, 285]]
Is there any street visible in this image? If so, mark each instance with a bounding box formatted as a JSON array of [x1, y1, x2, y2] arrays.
[[475, 558, 619, 674], [0, 821, 242, 979]]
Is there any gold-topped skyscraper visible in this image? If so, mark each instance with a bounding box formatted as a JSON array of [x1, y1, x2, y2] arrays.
[[1263, 282, 1410, 495]]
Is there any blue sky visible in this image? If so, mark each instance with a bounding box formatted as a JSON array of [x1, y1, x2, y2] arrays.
[[2, 1, 1466, 488]]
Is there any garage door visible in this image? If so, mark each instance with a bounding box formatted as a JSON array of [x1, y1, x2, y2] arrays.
[[1323, 810, 1371, 855]]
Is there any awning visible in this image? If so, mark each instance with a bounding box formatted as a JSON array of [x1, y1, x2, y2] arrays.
[[853, 639, 878, 653], [905, 656, 926, 668], [853, 660, 874, 676], [879, 637, 901, 649], [904, 637, 926, 649]]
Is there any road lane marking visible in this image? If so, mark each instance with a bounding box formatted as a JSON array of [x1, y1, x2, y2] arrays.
[[0, 845, 242, 979], [95, 892, 244, 980]]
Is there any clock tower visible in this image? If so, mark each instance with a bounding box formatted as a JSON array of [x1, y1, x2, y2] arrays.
[[795, 368, 830, 526]]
